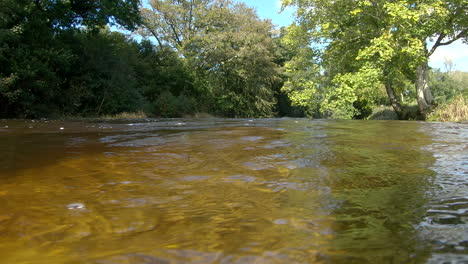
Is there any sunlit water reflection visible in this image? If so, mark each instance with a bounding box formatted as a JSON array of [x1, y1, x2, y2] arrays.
[[0, 118, 466, 264]]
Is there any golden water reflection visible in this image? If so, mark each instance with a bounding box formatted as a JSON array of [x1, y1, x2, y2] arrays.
[[0, 119, 464, 263]]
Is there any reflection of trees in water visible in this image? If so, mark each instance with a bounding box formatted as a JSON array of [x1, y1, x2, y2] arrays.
[[285, 120, 436, 263]]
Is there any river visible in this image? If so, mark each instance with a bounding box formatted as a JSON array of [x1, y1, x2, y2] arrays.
[[0, 118, 466, 264]]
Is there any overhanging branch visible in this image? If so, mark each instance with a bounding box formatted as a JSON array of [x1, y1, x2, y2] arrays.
[[439, 30, 466, 46], [427, 30, 466, 57]]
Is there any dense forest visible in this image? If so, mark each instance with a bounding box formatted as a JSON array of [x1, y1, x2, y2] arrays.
[[0, 0, 466, 120]]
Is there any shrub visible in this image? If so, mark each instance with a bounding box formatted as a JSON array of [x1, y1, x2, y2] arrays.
[[428, 95, 468, 122], [367, 105, 399, 120]]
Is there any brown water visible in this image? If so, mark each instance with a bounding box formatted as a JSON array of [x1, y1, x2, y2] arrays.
[[0, 118, 466, 264]]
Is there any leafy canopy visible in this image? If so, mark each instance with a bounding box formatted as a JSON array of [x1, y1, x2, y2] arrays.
[[281, 0, 467, 118], [142, 0, 282, 117]]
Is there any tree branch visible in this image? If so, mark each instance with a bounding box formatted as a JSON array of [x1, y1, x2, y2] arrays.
[[428, 30, 466, 57], [427, 33, 445, 57], [146, 26, 164, 49], [427, 3, 467, 57], [439, 30, 466, 46]]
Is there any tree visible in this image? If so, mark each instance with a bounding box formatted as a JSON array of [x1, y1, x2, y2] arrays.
[[271, 27, 308, 117], [280, 24, 323, 117], [0, 0, 73, 116], [141, 0, 281, 117], [430, 69, 468, 103], [136, 41, 198, 117], [27, 0, 142, 31], [0, 0, 142, 117], [65, 30, 146, 116], [282, 0, 467, 118], [140, 0, 202, 50]]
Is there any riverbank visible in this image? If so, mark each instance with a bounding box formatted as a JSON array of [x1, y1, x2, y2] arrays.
[[2, 96, 466, 123], [367, 96, 467, 122], [85, 98, 468, 123], [427, 96, 468, 122]]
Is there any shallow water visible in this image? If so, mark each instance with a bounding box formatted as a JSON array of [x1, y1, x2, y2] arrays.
[[0, 118, 466, 264]]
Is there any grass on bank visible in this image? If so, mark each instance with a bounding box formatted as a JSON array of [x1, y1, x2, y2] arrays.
[[100, 111, 216, 119], [368, 95, 468, 122], [367, 106, 399, 120], [428, 96, 468, 122], [367, 103, 421, 120], [100, 111, 148, 119], [60, 97, 468, 122]]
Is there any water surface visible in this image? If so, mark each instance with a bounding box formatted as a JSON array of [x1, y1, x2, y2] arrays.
[[0, 118, 466, 264]]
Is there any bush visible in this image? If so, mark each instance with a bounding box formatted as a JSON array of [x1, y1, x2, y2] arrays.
[[153, 91, 198, 117], [101, 111, 147, 119], [367, 105, 399, 120]]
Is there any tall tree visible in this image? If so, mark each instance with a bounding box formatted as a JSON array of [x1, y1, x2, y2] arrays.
[[141, 0, 281, 117], [141, 0, 203, 50], [0, 0, 142, 117], [282, 0, 467, 118], [29, 0, 142, 30]]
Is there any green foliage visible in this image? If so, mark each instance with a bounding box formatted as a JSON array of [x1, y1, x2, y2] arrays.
[[321, 64, 384, 119], [367, 105, 399, 120], [135, 42, 198, 116], [280, 24, 321, 117], [282, 0, 468, 119], [31, 0, 142, 31], [142, 0, 282, 117], [0, 0, 204, 118], [0, 4, 68, 116], [270, 29, 306, 117], [282, 47, 321, 115], [0, 0, 303, 119], [0, 0, 143, 118], [153, 91, 197, 117], [66, 30, 146, 116], [430, 70, 468, 103]]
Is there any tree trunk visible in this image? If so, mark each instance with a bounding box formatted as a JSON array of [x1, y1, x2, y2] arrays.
[[385, 80, 403, 118], [415, 61, 434, 116]]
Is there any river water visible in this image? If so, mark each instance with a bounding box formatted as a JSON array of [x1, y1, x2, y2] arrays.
[[0, 118, 466, 264]]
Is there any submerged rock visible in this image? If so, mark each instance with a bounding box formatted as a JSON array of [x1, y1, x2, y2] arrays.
[[67, 203, 86, 210], [432, 215, 463, 225]]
